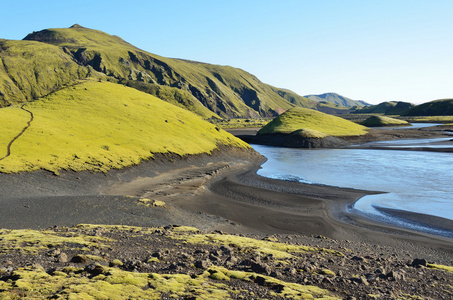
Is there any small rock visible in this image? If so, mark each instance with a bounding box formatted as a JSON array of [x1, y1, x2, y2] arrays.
[[71, 254, 88, 264], [226, 256, 238, 266], [322, 277, 333, 284], [251, 262, 271, 275], [386, 270, 405, 281], [219, 245, 232, 254], [85, 263, 105, 275], [411, 258, 428, 267], [57, 253, 68, 263], [350, 277, 369, 285], [351, 256, 367, 263], [194, 259, 211, 269]]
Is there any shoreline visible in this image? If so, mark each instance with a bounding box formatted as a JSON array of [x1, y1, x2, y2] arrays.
[[2, 147, 453, 299], [0, 144, 452, 262], [228, 125, 453, 152]]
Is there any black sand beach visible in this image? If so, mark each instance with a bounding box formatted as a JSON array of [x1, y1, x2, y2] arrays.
[[1, 143, 452, 263]]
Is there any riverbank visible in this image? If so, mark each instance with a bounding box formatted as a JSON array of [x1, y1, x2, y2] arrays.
[[1, 144, 451, 256], [1, 145, 453, 298], [229, 125, 453, 152]]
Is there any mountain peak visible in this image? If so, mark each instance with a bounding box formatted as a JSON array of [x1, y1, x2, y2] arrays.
[[69, 24, 85, 29]]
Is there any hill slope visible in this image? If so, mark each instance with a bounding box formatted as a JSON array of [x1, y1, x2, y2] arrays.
[[258, 107, 368, 137], [304, 93, 370, 108], [361, 115, 410, 127], [353, 101, 415, 115], [0, 24, 320, 118], [0, 80, 249, 174], [405, 99, 453, 116]]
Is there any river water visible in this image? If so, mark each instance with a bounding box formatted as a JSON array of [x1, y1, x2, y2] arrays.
[[251, 135, 453, 237]]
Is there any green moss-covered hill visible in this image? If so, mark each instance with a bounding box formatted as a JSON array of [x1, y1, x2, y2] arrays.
[[0, 80, 249, 174], [353, 101, 415, 115], [257, 107, 368, 138], [361, 115, 410, 127], [0, 24, 319, 118], [405, 99, 453, 116]]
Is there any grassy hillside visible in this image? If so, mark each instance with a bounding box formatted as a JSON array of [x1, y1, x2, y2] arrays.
[[2, 24, 316, 118], [257, 107, 368, 137], [267, 86, 317, 109], [0, 80, 249, 174], [304, 93, 369, 108], [405, 99, 453, 116], [0, 39, 92, 106], [361, 115, 410, 127], [353, 101, 415, 115]]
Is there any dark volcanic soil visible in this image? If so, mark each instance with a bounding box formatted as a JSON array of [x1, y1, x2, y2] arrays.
[[1, 225, 452, 299], [1, 132, 453, 298]]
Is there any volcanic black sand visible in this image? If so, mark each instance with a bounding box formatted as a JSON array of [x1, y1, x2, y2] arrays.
[[1, 128, 453, 298], [1, 138, 452, 258]]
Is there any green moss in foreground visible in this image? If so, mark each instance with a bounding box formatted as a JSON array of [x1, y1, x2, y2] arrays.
[[258, 107, 368, 137], [0, 264, 339, 300], [427, 263, 453, 272], [0, 228, 111, 254], [0, 80, 249, 174], [169, 230, 344, 259]]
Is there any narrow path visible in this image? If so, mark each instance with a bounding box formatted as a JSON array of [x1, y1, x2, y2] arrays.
[[0, 104, 34, 161]]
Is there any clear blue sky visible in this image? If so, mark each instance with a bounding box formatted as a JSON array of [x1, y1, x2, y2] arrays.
[[1, 0, 452, 104]]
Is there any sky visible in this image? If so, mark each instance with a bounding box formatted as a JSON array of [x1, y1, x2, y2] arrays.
[[1, 0, 452, 105]]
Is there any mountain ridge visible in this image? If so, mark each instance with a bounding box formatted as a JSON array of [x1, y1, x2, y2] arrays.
[[304, 92, 370, 108], [0, 24, 319, 118]]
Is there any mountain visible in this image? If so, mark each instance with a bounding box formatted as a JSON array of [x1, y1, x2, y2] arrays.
[[304, 93, 370, 108], [353, 101, 415, 115], [404, 99, 453, 116], [0, 24, 318, 118]]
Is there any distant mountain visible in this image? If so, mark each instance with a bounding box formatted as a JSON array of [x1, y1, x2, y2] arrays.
[[0, 24, 319, 119], [304, 93, 370, 108], [353, 101, 415, 115], [405, 99, 453, 116]]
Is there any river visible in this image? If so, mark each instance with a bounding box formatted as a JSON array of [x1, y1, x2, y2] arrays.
[[251, 133, 453, 238]]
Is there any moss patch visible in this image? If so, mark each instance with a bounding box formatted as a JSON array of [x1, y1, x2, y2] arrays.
[[427, 263, 453, 273], [169, 231, 343, 259], [0, 228, 111, 254], [0, 264, 339, 300]]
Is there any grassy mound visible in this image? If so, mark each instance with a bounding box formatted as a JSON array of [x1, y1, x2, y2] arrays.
[[257, 107, 368, 137], [361, 115, 410, 127], [0, 80, 249, 174]]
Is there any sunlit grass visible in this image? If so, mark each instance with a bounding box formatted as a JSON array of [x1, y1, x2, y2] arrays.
[[258, 107, 368, 137], [403, 115, 453, 123], [361, 115, 410, 127], [212, 118, 271, 129], [0, 39, 91, 105], [0, 80, 249, 174]]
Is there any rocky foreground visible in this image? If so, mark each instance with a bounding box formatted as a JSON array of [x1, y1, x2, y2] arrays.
[[1, 224, 452, 299]]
